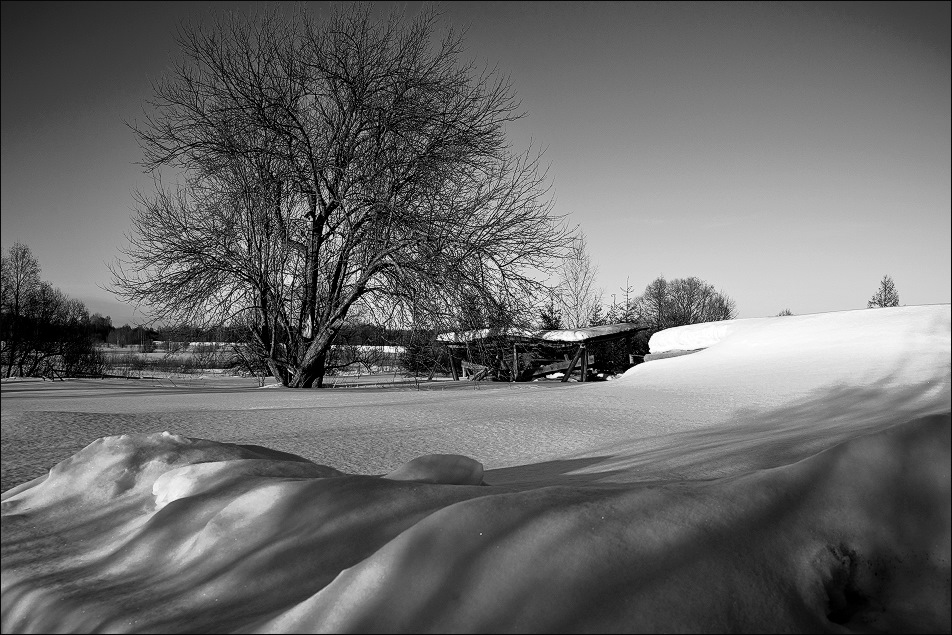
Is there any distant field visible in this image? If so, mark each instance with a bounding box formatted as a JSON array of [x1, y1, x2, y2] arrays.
[[93, 342, 408, 379]]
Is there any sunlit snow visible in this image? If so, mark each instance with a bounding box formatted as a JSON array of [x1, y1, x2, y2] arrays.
[[1, 305, 949, 633]]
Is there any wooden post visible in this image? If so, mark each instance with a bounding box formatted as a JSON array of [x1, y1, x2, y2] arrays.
[[580, 343, 588, 382], [561, 344, 585, 383], [448, 349, 459, 381]]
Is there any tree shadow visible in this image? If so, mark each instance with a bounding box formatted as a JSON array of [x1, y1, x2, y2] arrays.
[[557, 366, 951, 483]]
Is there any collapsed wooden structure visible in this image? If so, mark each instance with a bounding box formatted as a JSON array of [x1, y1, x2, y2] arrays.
[[436, 322, 649, 382]]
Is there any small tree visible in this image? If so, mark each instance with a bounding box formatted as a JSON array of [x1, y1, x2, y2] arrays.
[[605, 279, 640, 324], [777, 308, 793, 316], [587, 300, 607, 327], [867, 275, 899, 308], [538, 295, 563, 330]]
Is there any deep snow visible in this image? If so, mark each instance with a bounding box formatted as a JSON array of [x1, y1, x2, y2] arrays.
[[1, 304, 949, 633]]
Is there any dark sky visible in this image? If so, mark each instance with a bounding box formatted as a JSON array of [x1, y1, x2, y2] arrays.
[[2, 1, 949, 323]]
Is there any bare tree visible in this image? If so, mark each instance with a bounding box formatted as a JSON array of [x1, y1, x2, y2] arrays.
[[867, 275, 900, 308], [634, 275, 736, 331], [556, 234, 601, 329], [111, 5, 572, 387], [637, 275, 670, 330], [665, 277, 736, 326]]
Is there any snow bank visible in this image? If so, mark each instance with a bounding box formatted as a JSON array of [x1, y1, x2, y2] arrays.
[[2, 418, 948, 633], [648, 316, 770, 353], [647, 305, 949, 355], [648, 305, 947, 354], [2, 305, 949, 633], [640, 305, 950, 377]]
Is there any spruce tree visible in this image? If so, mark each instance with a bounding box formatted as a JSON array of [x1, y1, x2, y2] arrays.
[[867, 275, 900, 308]]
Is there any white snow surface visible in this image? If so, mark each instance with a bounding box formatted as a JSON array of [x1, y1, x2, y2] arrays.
[[1, 304, 950, 633], [648, 315, 771, 352], [536, 322, 645, 343], [647, 305, 950, 356]]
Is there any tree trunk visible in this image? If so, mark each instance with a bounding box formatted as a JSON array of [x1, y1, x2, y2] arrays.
[[266, 359, 288, 386], [313, 351, 327, 388], [289, 347, 328, 388]]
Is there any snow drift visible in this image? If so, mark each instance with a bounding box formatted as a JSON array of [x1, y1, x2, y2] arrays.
[[2, 305, 950, 633], [647, 315, 770, 353]]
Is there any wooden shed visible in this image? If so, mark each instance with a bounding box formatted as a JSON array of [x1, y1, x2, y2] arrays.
[[436, 322, 649, 382]]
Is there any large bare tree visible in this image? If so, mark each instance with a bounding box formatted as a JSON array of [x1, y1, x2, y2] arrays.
[[111, 5, 572, 387]]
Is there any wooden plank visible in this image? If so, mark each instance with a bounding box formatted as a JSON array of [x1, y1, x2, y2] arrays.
[[448, 351, 459, 381], [460, 360, 489, 381], [524, 353, 595, 378], [560, 345, 585, 383]]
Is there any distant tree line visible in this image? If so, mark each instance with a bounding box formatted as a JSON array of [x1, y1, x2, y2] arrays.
[[0, 243, 104, 378], [89, 320, 230, 350], [90, 316, 462, 379]]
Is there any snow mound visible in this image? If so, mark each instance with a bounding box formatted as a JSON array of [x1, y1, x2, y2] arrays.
[[153, 459, 343, 510], [2, 304, 949, 633], [0, 431, 311, 506], [632, 305, 950, 390], [257, 414, 950, 634], [383, 454, 485, 485], [649, 316, 770, 353], [647, 305, 949, 355], [2, 417, 949, 633]]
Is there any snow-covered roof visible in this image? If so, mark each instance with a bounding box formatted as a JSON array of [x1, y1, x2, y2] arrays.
[[437, 322, 647, 344], [537, 322, 647, 343], [436, 327, 536, 344]]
